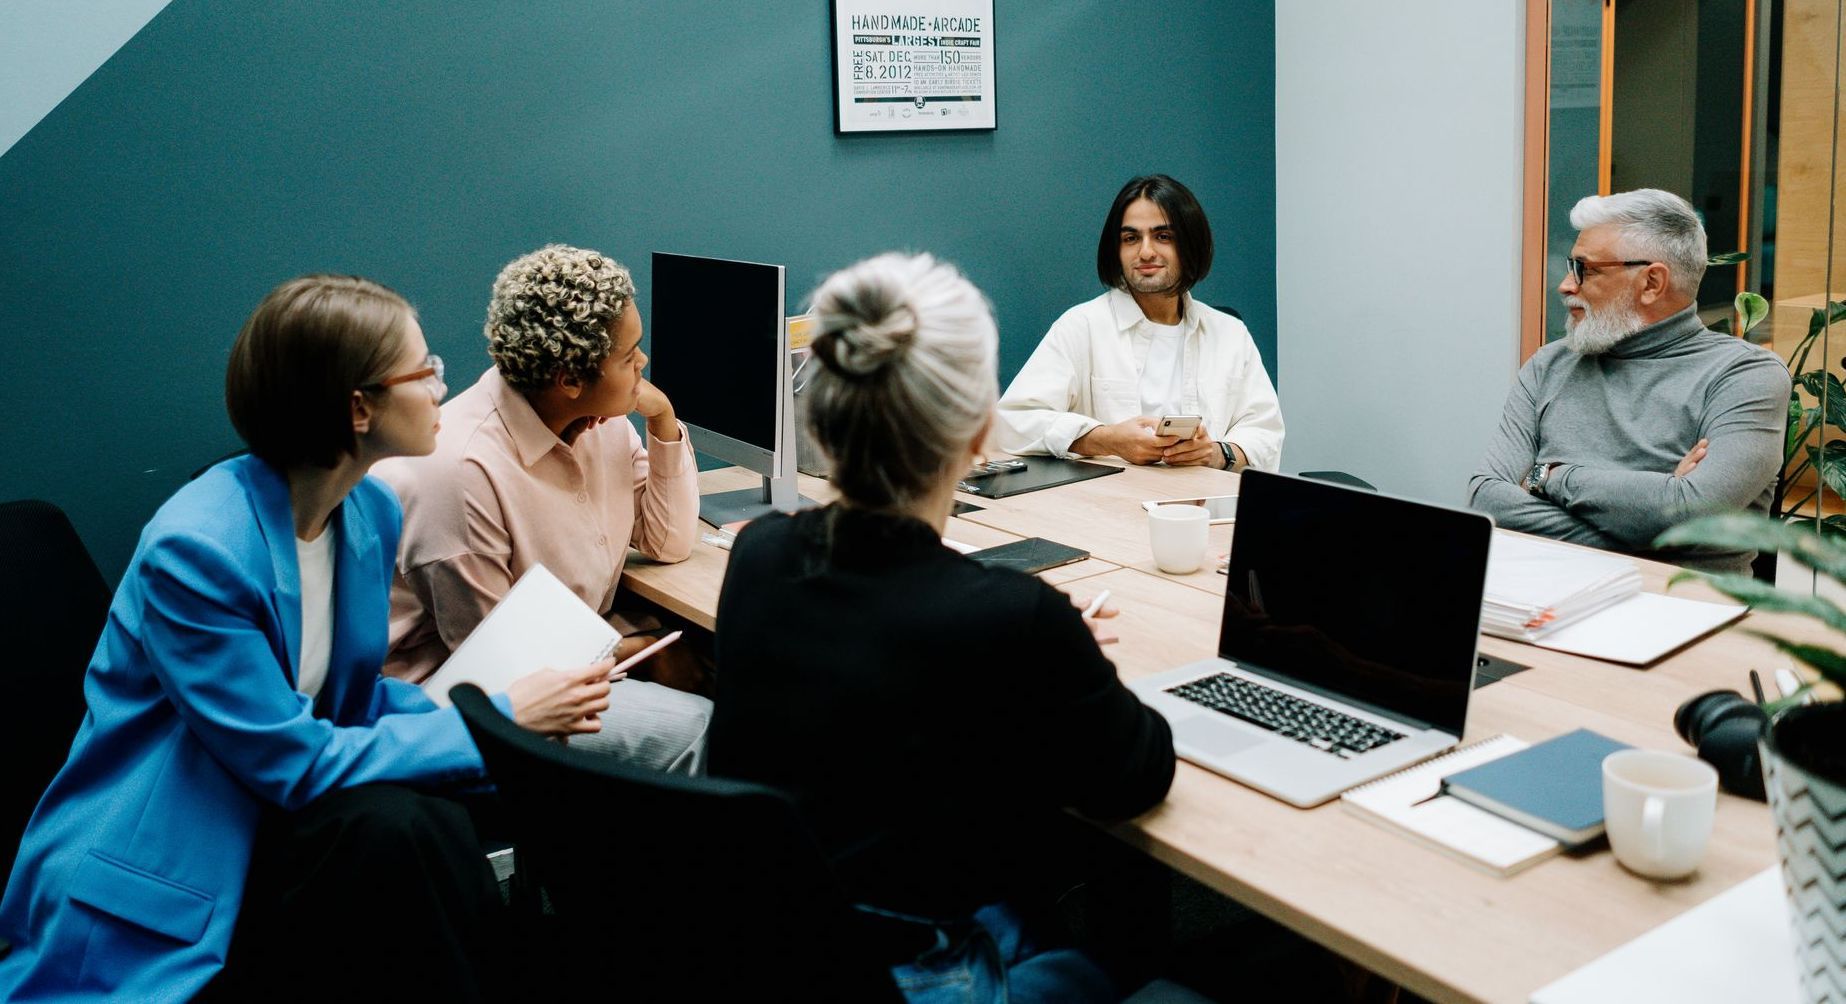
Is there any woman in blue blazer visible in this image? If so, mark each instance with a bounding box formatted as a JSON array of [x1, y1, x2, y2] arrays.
[[0, 276, 615, 1001]]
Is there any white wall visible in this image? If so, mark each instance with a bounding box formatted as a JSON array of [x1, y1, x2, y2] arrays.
[[1275, 1, 1525, 506], [0, 0, 174, 159]]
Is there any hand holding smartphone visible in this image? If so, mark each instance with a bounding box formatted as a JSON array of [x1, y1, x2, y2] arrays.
[[1155, 414, 1202, 439]]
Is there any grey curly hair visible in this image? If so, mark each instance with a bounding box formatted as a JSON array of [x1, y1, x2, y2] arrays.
[[486, 244, 636, 393]]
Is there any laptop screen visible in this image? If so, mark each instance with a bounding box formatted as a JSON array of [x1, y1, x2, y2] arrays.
[[1219, 471, 1492, 735]]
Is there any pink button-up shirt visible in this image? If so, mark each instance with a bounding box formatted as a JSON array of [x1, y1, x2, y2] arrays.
[[375, 367, 699, 683]]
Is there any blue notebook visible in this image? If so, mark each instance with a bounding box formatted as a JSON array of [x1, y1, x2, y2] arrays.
[[1439, 728, 1632, 848]]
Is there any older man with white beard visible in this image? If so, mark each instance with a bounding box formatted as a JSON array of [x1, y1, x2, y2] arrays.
[[1469, 189, 1789, 574]]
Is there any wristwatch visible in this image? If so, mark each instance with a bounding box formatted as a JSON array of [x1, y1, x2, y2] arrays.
[[1523, 462, 1554, 496], [1218, 441, 1237, 470]]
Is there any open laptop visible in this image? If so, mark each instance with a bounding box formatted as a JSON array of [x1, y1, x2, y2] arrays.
[[1129, 470, 1493, 807]]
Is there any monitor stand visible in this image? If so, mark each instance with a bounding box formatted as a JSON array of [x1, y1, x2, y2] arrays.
[[698, 475, 817, 529]]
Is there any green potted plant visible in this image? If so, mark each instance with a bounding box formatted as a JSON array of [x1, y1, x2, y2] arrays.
[[1710, 285, 1846, 529], [1657, 514, 1845, 1002]]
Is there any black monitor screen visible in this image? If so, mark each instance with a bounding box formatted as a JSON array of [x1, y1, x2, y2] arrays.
[[1220, 471, 1491, 735], [649, 252, 784, 454]]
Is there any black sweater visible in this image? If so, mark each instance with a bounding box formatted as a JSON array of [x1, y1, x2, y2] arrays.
[[709, 505, 1175, 918]]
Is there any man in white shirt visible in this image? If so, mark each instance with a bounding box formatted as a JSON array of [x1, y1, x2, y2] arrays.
[[995, 174, 1283, 470]]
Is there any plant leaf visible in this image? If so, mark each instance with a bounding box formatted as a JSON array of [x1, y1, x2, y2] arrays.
[[1664, 569, 1846, 634], [1735, 291, 1769, 335], [1744, 632, 1846, 691], [1658, 512, 1846, 582], [1708, 251, 1751, 265], [1786, 305, 1845, 375], [1795, 370, 1846, 433], [1814, 441, 1846, 499], [1782, 516, 1846, 538], [1806, 299, 1846, 342], [1785, 397, 1811, 465]]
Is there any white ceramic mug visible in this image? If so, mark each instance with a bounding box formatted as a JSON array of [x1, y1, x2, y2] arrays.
[[1602, 749, 1719, 880], [1149, 503, 1211, 574]]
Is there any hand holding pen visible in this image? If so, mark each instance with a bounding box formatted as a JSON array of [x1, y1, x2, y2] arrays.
[[1077, 590, 1119, 646]]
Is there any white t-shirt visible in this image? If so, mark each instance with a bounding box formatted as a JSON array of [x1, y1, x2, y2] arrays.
[[1137, 320, 1188, 418], [296, 528, 336, 700]]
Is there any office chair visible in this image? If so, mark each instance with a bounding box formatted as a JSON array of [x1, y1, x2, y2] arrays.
[[190, 448, 248, 481], [1298, 471, 1378, 492], [0, 501, 110, 902], [450, 685, 905, 1001]]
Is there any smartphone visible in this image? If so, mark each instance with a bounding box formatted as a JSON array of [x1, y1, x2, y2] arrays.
[[1141, 495, 1238, 524], [965, 537, 1090, 574], [1156, 414, 1202, 439], [963, 458, 1027, 480]]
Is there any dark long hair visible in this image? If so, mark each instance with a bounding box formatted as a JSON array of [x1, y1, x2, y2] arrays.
[[1094, 174, 1214, 295]]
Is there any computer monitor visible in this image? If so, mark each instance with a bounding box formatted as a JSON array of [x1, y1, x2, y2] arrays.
[[649, 251, 813, 527]]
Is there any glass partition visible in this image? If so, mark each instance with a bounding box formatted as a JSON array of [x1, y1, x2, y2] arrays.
[[1771, 0, 1845, 565], [1534, 0, 1845, 572]]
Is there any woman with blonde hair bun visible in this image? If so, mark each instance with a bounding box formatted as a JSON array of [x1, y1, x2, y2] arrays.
[[708, 252, 1175, 1002]]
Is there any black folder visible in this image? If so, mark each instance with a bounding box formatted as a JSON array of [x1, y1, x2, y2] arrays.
[[957, 457, 1122, 499]]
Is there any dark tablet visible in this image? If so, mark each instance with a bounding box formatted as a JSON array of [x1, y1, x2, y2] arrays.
[[964, 537, 1090, 574], [956, 457, 1122, 499]]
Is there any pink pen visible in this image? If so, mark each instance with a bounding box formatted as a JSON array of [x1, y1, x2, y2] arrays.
[[609, 630, 683, 680]]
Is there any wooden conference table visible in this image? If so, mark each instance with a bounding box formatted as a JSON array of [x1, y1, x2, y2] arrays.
[[621, 460, 1792, 1004]]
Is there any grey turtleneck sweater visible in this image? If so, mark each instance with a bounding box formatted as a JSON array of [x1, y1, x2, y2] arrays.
[[1469, 305, 1790, 574]]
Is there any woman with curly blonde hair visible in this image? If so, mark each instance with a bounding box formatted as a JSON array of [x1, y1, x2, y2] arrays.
[[376, 244, 712, 772]]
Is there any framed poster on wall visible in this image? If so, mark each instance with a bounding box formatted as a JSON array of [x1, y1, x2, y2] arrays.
[[831, 0, 996, 133]]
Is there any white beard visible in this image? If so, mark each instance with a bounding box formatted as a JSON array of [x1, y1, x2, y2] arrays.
[[1563, 290, 1644, 355]]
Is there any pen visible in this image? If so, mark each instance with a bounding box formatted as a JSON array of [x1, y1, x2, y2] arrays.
[[700, 531, 734, 551], [1749, 669, 1767, 704], [609, 630, 683, 679], [1082, 590, 1111, 619]]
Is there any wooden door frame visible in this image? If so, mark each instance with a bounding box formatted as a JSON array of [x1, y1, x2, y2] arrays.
[[1522, 0, 1765, 361]]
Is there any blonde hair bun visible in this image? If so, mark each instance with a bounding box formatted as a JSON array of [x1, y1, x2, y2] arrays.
[[800, 252, 999, 511], [814, 296, 918, 379]]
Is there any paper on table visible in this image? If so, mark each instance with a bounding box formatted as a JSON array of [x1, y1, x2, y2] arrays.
[[1527, 591, 1745, 666], [1529, 867, 1797, 1004], [419, 564, 620, 707]]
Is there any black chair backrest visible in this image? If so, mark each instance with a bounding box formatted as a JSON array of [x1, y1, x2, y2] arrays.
[[0, 501, 109, 897], [1209, 301, 1279, 387], [450, 684, 901, 1001], [1299, 470, 1378, 492]]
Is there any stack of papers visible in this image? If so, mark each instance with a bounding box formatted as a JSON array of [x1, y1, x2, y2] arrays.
[[1482, 533, 1643, 642]]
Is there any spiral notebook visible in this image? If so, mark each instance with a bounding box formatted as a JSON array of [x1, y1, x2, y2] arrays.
[[1340, 735, 1562, 876]]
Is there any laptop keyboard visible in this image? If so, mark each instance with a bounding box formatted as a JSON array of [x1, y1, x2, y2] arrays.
[[1165, 673, 1405, 758]]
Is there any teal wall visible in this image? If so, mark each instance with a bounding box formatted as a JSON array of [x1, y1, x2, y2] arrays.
[[0, 2, 1276, 580]]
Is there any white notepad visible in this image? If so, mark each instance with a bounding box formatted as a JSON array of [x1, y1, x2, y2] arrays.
[[419, 564, 620, 707], [1525, 591, 1746, 665], [1341, 734, 1562, 876], [1530, 867, 1798, 1004]]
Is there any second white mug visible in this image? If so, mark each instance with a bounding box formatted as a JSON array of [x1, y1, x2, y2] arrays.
[[1602, 749, 1719, 880], [1149, 503, 1211, 574]]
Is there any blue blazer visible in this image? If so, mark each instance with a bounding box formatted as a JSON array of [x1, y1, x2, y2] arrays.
[[0, 456, 506, 1001]]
